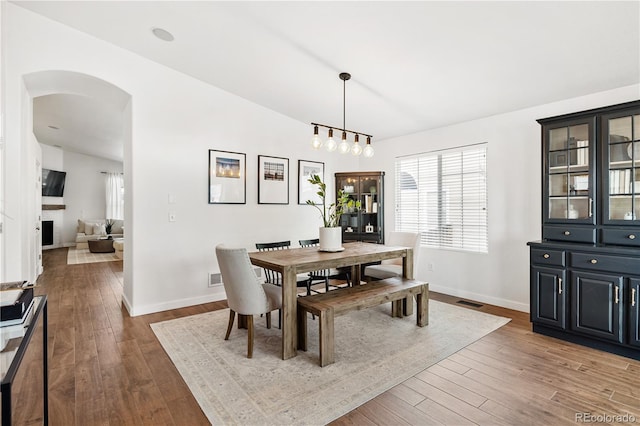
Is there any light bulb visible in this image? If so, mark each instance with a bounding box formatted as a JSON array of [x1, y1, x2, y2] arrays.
[[351, 134, 362, 156], [311, 125, 322, 149], [338, 131, 350, 154], [325, 128, 337, 151], [351, 142, 362, 156], [363, 136, 374, 157], [325, 137, 337, 151], [311, 134, 322, 149]]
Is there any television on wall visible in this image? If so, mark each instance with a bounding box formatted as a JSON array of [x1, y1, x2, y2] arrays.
[[42, 169, 66, 197]]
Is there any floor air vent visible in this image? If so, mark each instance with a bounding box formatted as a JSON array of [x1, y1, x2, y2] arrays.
[[456, 300, 483, 308]]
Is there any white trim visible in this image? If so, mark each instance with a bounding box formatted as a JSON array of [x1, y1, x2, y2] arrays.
[[126, 288, 227, 317], [428, 283, 529, 313]]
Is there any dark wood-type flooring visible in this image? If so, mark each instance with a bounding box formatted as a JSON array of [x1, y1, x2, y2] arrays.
[[9, 247, 640, 425]]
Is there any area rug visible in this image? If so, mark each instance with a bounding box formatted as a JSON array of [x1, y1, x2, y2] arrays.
[[151, 300, 510, 425], [66, 247, 120, 265]]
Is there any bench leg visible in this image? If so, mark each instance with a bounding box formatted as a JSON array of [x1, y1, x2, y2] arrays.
[[416, 286, 429, 327], [297, 308, 308, 351], [319, 308, 335, 367], [403, 295, 414, 316], [391, 300, 403, 317]]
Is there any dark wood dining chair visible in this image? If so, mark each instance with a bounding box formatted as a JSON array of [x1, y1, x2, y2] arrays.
[[299, 238, 351, 292], [254, 241, 314, 295]]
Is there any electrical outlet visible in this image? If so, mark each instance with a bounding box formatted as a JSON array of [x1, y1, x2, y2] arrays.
[[168, 212, 176, 222]]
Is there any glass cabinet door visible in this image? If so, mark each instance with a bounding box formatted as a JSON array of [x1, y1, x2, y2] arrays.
[[545, 120, 595, 223], [603, 111, 640, 224], [359, 175, 381, 235], [336, 174, 360, 233]]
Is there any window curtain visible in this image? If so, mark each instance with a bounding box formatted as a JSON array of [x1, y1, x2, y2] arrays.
[[105, 172, 124, 220]]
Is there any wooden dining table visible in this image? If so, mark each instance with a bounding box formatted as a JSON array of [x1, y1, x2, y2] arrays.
[[248, 241, 414, 360]]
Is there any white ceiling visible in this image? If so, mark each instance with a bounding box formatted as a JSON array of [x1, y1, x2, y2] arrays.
[[18, 1, 640, 162]]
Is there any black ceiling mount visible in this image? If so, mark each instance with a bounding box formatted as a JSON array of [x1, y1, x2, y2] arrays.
[[339, 72, 351, 81]]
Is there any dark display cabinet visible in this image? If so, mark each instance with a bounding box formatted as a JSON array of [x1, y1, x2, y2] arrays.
[[335, 171, 384, 244], [529, 100, 640, 359]]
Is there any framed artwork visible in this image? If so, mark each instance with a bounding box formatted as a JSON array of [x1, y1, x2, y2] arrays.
[[298, 160, 324, 205], [208, 149, 246, 204], [258, 155, 289, 204]]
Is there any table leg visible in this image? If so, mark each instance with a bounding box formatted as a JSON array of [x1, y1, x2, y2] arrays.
[[416, 285, 430, 327], [351, 264, 361, 286], [43, 300, 48, 426], [403, 249, 414, 316], [282, 267, 298, 360]]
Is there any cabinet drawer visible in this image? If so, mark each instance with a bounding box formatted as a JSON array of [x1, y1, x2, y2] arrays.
[[570, 252, 640, 276], [601, 228, 640, 248], [531, 248, 565, 267], [543, 225, 595, 244]]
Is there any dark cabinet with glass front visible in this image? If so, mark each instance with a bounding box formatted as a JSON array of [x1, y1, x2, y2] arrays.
[[335, 171, 384, 244], [602, 109, 640, 230], [543, 117, 596, 240], [529, 100, 640, 360]]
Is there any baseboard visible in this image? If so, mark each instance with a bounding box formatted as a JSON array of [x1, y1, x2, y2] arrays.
[[121, 292, 133, 316], [428, 284, 529, 313], [127, 288, 227, 317]]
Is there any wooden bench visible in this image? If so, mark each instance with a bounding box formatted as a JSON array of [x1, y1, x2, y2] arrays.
[[297, 277, 429, 366]]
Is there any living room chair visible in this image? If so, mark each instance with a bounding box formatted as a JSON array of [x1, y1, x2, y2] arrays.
[[215, 244, 282, 359], [363, 232, 421, 280], [299, 238, 351, 292]]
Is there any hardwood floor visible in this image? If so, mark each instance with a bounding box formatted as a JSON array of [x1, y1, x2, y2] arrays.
[[11, 248, 640, 425]]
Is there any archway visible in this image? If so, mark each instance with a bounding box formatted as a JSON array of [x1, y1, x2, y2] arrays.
[[22, 70, 132, 305]]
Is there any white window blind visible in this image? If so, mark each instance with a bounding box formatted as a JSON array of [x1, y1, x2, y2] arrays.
[[395, 143, 488, 253]]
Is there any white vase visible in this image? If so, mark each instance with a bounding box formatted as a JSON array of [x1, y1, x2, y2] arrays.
[[319, 227, 343, 251]]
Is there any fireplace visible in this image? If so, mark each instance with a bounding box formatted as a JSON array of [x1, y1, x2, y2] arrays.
[[42, 220, 54, 246]]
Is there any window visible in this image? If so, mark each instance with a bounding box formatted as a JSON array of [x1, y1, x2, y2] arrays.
[[395, 143, 487, 253], [105, 172, 124, 220]]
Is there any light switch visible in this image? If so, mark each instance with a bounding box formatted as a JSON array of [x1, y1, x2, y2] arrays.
[[168, 194, 176, 204]]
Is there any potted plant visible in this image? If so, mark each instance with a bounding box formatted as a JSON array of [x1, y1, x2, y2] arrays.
[[306, 174, 360, 251], [105, 219, 114, 238]]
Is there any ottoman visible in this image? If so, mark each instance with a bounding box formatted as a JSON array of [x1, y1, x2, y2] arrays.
[[113, 239, 124, 259], [88, 238, 115, 253]]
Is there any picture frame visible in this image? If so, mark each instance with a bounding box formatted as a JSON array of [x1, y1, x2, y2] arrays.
[[298, 160, 324, 205], [208, 149, 246, 204], [258, 155, 289, 204]]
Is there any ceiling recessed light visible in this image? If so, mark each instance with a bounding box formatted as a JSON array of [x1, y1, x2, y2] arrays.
[[151, 27, 174, 42], [48, 125, 59, 130]]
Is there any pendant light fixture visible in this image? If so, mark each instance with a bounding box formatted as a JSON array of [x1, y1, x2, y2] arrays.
[[311, 72, 374, 157]]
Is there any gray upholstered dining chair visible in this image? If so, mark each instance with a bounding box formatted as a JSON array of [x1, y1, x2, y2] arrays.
[[363, 231, 421, 280], [299, 238, 351, 291], [215, 244, 282, 358]]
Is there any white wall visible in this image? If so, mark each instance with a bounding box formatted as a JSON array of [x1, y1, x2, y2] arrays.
[[4, 4, 355, 314], [366, 85, 640, 312]]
